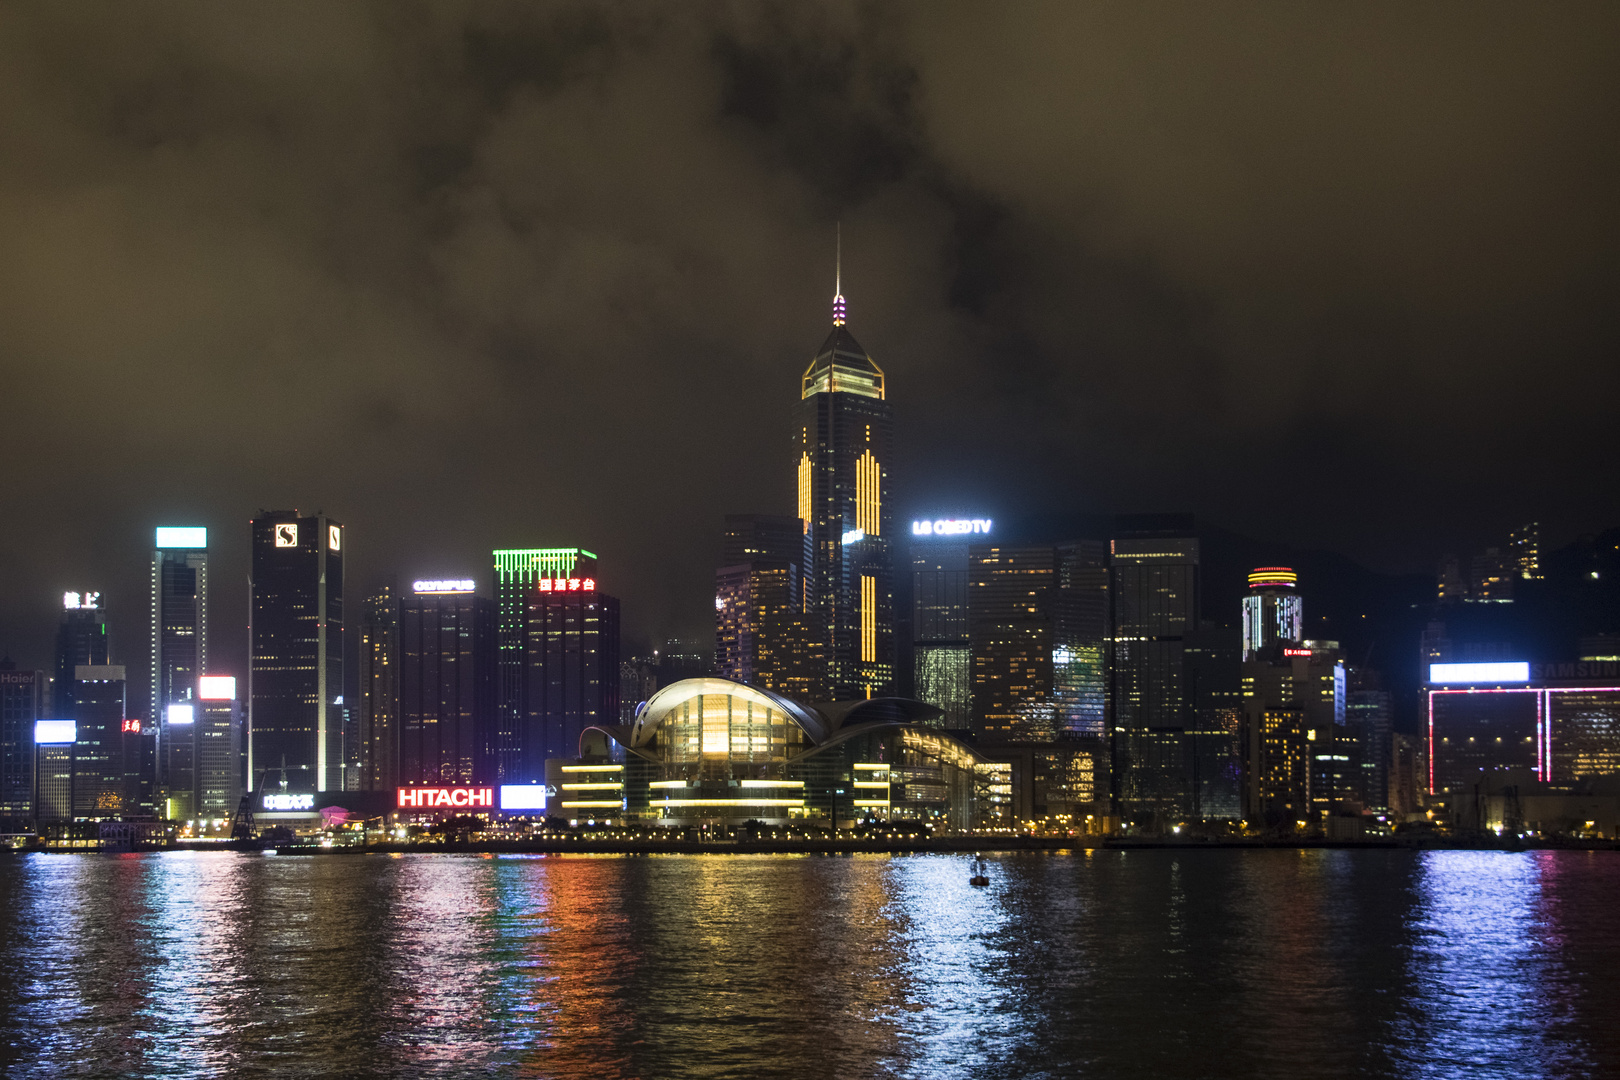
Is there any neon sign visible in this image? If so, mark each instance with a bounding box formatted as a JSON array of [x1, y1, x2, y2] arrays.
[[413, 580, 476, 594], [911, 518, 992, 537], [264, 793, 315, 811], [842, 528, 866, 545], [63, 591, 101, 610], [1248, 567, 1298, 588], [536, 578, 595, 593], [1429, 662, 1530, 685], [1283, 648, 1312, 657], [155, 527, 207, 549], [198, 675, 236, 700], [122, 718, 142, 734], [397, 786, 495, 809], [274, 523, 298, 547]]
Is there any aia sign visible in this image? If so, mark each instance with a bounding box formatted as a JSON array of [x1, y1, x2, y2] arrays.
[[397, 786, 494, 809]]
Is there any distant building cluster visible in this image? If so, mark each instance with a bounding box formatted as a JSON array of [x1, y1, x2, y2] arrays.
[[6, 283, 1620, 848]]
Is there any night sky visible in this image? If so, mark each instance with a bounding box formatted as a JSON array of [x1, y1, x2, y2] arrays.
[[2, 4, 1616, 692]]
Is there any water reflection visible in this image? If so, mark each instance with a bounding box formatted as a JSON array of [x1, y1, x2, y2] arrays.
[[1400, 851, 1591, 1078], [1, 849, 1620, 1078]]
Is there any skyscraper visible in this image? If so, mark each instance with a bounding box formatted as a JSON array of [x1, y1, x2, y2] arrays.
[[794, 271, 894, 699], [1241, 567, 1302, 660], [152, 526, 208, 814], [493, 548, 596, 781], [358, 585, 400, 792], [0, 662, 44, 829], [909, 517, 989, 729], [399, 581, 496, 788], [714, 514, 822, 700], [970, 542, 1109, 741], [71, 664, 129, 818], [521, 573, 619, 781], [249, 511, 345, 792], [194, 675, 241, 821], [54, 590, 108, 717], [1110, 514, 1200, 822]]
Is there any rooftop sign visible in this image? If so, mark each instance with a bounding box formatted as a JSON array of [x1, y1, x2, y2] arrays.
[[1248, 567, 1298, 588], [1429, 662, 1530, 685], [62, 591, 100, 610], [198, 676, 236, 700], [397, 786, 495, 809], [155, 527, 207, 549], [911, 518, 991, 537], [34, 720, 75, 744], [413, 580, 476, 594]]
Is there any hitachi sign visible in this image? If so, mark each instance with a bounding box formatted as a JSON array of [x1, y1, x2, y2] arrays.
[[397, 786, 495, 809]]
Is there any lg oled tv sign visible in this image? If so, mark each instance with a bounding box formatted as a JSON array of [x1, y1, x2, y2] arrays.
[[397, 786, 495, 810]]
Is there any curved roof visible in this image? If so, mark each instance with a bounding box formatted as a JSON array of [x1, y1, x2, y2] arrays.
[[623, 677, 830, 748], [801, 327, 885, 400]]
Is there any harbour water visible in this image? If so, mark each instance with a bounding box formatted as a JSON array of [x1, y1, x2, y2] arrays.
[[2, 848, 1617, 1079]]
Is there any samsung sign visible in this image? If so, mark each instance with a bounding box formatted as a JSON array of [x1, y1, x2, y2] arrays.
[[911, 518, 992, 537]]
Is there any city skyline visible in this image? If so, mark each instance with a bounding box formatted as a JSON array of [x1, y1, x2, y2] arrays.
[[1, 4, 1617, 688]]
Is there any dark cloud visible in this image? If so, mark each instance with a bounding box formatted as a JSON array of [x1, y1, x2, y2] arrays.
[[0, 2, 1616, 700]]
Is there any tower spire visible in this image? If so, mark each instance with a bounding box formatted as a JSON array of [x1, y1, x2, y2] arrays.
[[832, 222, 846, 326]]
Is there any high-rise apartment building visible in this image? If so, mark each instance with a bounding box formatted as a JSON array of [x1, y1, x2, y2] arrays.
[[909, 518, 991, 728], [0, 663, 44, 828], [249, 511, 345, 792], [1510, 522, 1542, 581], [493, 548, 596, 781], [54, 591, 108, 717], [399, 582, 496, 788], [1110, 515, 1200, 820], [715, 514, 822, 700], [152, 526, 208, 813], [1346, 665, 1392, 814], [358, 585, 400, 792], [1241, 568, 1302, 660], [794, 277, 894, 699]]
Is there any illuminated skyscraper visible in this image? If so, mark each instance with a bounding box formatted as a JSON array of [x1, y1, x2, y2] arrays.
[[493, 549, 618, 782], [54, 590, 108, 717], [248, 511, 345, 792], [358, 586, 400, 792], [0, 662, 44, 828], [1510, 522, 1542, 581], [970, 542, 1109, 741], [714, 514, 822, 700], [1110, 515, 1200, 820], [399, 582, 496, 788], [909, 521, 976, 728], [1241, 567, 1303, 660], [522, 575, 619, 781], [71, 664, 129, 817], [794, 269, 894, 698], [151, 526, 208, 813]]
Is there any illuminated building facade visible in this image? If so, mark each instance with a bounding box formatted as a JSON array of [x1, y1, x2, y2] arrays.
[[1511, 522, 1542, 581], [1425, 660, 1620, 795], [249, 511, 345, 792], [53, 591, 108, 717], [399, 584, 496, 788], [909, 519, 992, 729], [580, 677, 990, 830], [1240, 642, 1344, 825], [493, 548, 594, 780], [1346, 666, 1392, 814], [1110, 516, 1200, 818], [1184, 624, 1243, 819], [33, 721, 74, 823], [969, 542, 1109, 741], [71, 665, 130, 817], [0, 664, 44, 828], [714, 514, 822, 699], [518, 572, 619, 782], [794, 280, 894, 699], [151, 526, 208, 816], [358, 586, 400, 792], [1241, 567, 1302, 660], [194, 677, 241, 820]]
